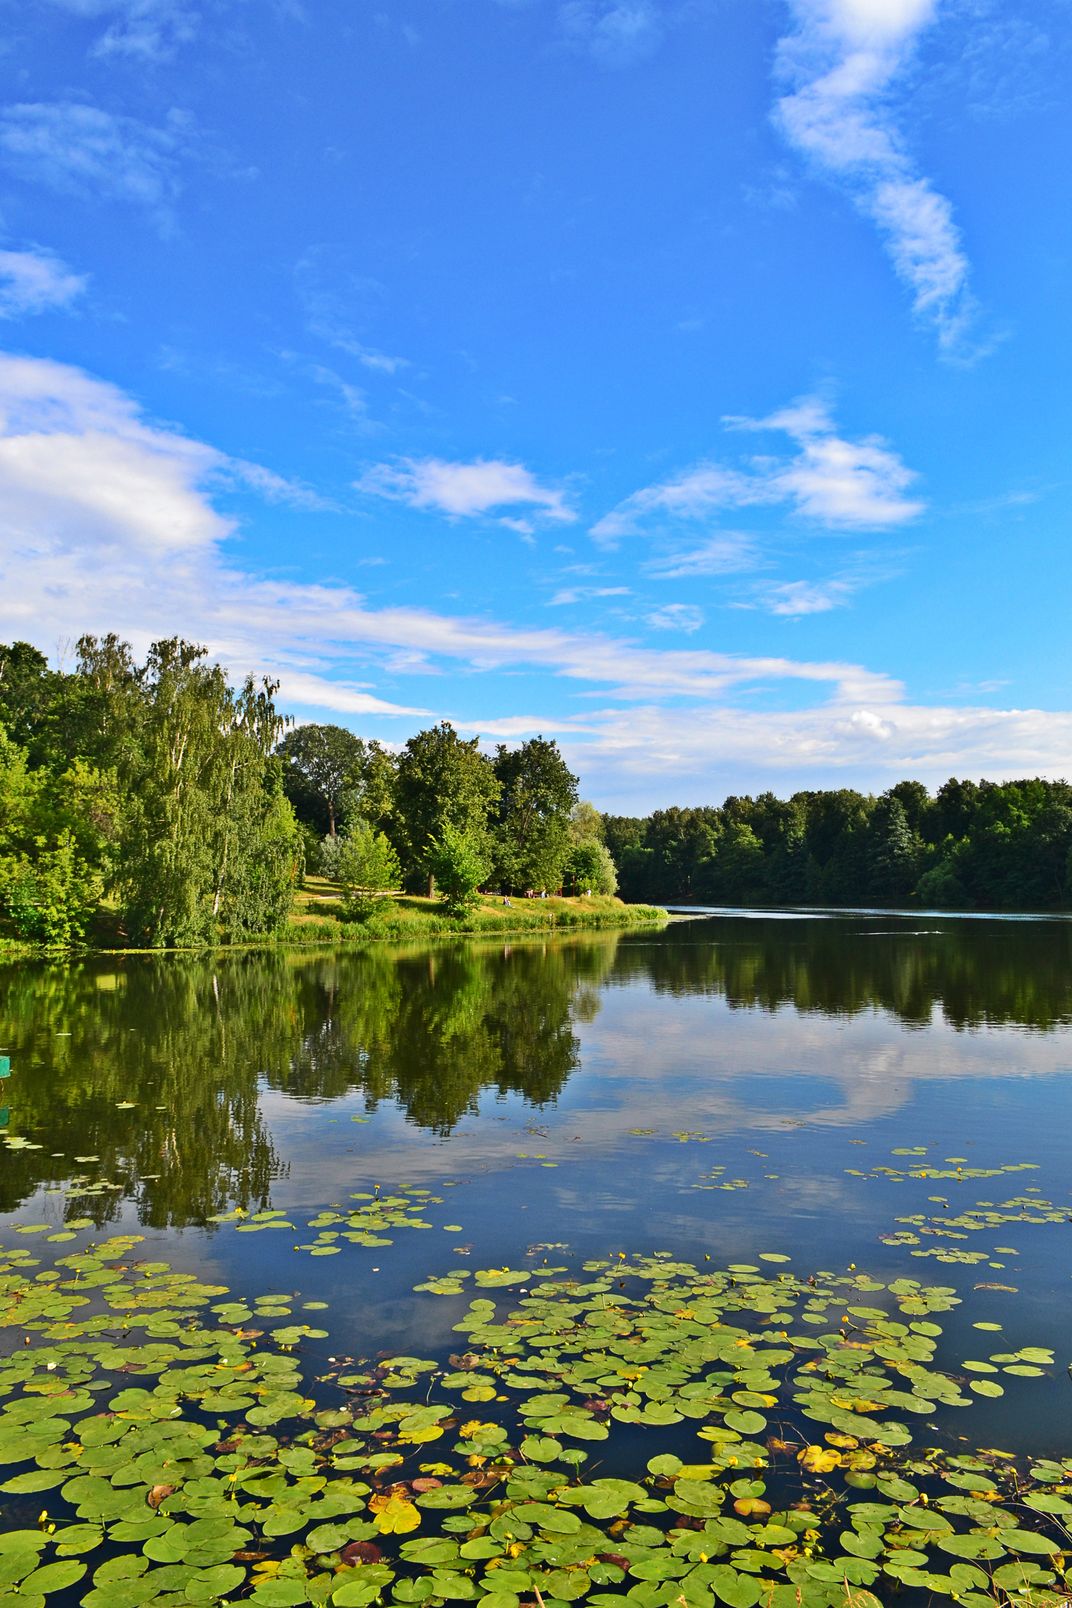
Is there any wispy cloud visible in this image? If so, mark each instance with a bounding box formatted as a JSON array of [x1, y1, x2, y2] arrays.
[[0, 246, 87, 317], [757, 577, 857, 616], [730, 397, 923, 526], [295, 247, 409, 375], [594, 396, 922, 543], [548, 585, 631, 606], [774, 0, 975, 352], [645, 533, 760, 579], [0, 102, 187, 221], [558, 0, 664, 66], [646, 603, 705, 633], [357, 457, 576, 526], [43, 0, 200, 61]]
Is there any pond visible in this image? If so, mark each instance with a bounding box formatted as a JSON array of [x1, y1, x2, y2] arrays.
[[2, 911, 1072, 1607]]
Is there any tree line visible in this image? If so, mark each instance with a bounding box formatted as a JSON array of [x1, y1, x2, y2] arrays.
[[603, 778, 1072, 910], [0, 637, 615, 948], [277, 719, 617, 913]]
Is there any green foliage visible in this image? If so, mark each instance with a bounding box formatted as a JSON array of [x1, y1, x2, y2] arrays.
[[569, 798, 606, 844], [564, 838, 618, 896], [0, 637, 302, 950], [392, 723, 500, 895], [610, 777, 1072, 911], [426, 822, 490, 914], [337, 819, 402, 918], [491, 736, 578, 893], [277, 722, 387, 837]]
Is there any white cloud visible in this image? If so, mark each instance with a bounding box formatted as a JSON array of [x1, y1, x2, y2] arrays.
[[2, 352, 1070, 804], [563, 697, 1072, 805], [0, 103, 185, 217], [0, 247, 87, 317], [548, 585, 631, 606], [646, 603, 705, 633], [559, 0, 663, 66], [645, 534, 760, 578], [775, 0, 974, 351], [43, 0, 200, 59], [357, 456, 575, 524], [759, 577, 856, 615], [595, 396, 921, 544], [740, 397, 922, 526]]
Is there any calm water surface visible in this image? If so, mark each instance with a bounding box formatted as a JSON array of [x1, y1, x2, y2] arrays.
[[3, 910, 1072, 1458]]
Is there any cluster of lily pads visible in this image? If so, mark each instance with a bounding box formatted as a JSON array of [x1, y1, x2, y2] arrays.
[[3, 1228, 1072, 1608], [207, 1188, 449, 1258]]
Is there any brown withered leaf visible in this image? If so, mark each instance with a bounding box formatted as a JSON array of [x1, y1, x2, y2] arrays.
[[340, 1540, 383, 1567]]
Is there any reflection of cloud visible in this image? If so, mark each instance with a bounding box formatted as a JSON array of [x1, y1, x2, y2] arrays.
[[254, 966, 1072, 1200]]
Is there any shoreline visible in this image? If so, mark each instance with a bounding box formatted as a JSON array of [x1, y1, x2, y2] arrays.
[[0, 892, 669, 959]]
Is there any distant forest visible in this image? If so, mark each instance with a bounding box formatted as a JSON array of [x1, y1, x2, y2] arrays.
[[604, 779, 1072, 910]]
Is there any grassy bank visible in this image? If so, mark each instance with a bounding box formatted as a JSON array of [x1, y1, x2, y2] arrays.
[[285, 876, 667, 944], [1, 882, 668, 956]]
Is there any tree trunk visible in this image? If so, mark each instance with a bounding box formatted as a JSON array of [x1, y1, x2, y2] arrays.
[[427, 872, 435, 899]]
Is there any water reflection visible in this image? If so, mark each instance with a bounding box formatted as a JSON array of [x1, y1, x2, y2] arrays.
[[2, 912, 1072, 1227], [623, 912, 1072, 1030], [0, 940, 614, 1222]]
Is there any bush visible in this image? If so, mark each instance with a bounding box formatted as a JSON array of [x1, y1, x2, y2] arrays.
[[563, 839, 618, 896], [427, 823, 490, 915], [318, 832, 343, 879], [337, 820, 402, 919]]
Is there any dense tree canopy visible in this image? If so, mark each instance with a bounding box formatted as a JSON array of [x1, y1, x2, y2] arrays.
[[11, 634, 1069, 940], [491, 736, 578, 894], [391, 722, 502, 896], [1, 652, 606, 944], [0, 637, 302, 948], [606, 777, 1072, 911], [277, 723, 366, 837]]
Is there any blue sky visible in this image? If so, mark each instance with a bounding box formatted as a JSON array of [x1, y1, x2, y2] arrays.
[[0, 0, 1069, 810]]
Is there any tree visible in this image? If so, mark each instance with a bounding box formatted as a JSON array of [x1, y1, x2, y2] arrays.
[[491, 737, 578, 893], [427, 821, 490, 914], [0, 729, 112, 947], [0, 641, 55, 755], [392, 723, 500, 896], [337, 820, 402, 919], [564, 839, 618, 896], [867, 796, 920, 903], [339, 740, 397, 834], [569, 800, 605, 844], [278, 724, 366, 837], [91, 637, 300, 947]]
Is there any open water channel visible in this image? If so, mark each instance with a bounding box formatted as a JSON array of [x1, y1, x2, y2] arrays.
[[2, 910, 1072, 1607]]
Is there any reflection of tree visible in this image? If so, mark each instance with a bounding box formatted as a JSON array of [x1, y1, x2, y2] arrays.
[[0, 956, 282, 1225], [613, 916, 1072, 1032], [0, 937, 618, 1221], [262, 941, 617, 1134]]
